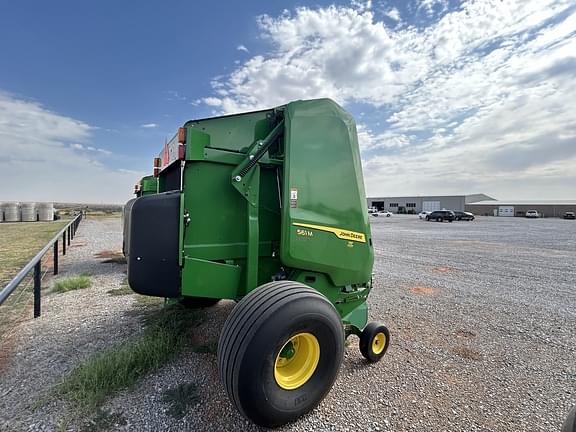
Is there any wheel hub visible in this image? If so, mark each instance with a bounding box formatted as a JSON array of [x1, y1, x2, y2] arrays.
[[274, 332, 320, 390], [372, 332, 386, 355]]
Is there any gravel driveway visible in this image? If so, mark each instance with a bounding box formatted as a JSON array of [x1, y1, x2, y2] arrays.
[[0, 216, 574, 431]]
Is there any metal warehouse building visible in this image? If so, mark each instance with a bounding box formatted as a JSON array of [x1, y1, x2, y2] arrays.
[[367, 194, 494, 214], [465, 200, 576, 217]]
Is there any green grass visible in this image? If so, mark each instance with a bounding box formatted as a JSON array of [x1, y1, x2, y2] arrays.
[[56, 305, 204, 410], [162, 382, 200, 419], [0, 221, 68, 286], [0, 220, 68, 340], [53, 275, 92, 293]]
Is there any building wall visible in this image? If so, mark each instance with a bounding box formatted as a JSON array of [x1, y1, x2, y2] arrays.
[[465, 204, 576, 217], [367, 196, 466, 213]]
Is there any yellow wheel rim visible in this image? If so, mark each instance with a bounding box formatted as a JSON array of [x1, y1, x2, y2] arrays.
[[372, 332, 386, 355], [274, 332, 320, 390]]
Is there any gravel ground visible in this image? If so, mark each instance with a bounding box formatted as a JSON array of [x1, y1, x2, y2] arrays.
[[1, 216, 574, 431]]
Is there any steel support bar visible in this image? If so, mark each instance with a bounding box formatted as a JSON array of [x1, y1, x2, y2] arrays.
[[53, 241, 59, 275], [33, 262, 41, 318], [245, 167, 260, 293]]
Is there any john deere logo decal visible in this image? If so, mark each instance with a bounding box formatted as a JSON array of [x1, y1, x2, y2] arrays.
[[292, 223, 366, 243]]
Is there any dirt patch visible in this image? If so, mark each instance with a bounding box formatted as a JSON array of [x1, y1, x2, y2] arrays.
[[100, 257, 126, 265], [410, 286, 437, 295], [0, 331, 19, 374], [94, 250, 123, 259], [455, 329, 476, 338], [452, 346, 482, 361], [432, 266, 456, 273]]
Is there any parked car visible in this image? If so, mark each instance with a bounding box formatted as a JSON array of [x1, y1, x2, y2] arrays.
[[525, 210, 540, 218], [368, 207, 378, 214], [563, 212, 575, 220], [426, 210, 455, 222], [418, 211, 431, 220], [454, 211, 475, 221], [372, 210, 392, 217]]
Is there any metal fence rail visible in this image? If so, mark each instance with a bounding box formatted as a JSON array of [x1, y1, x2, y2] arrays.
[[0, 212, 83, 318]]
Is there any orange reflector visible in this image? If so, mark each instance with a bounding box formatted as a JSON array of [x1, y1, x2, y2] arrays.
[[153, 157, 162, 177], [178, 127, 186, 144]]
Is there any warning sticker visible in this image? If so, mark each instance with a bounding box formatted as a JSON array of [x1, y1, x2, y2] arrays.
[[290, 188, 298, 208]]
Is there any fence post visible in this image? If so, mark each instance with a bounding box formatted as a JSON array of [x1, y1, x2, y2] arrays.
[[53, 241, 59, 275], [33, 261, 41, 318], [67, 226, 71, 245], [63, 232, 67, 255]]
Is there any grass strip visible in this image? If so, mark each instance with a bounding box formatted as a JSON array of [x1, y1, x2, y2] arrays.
[[53, 275, 92, 293], [56, 305, 203, 410]]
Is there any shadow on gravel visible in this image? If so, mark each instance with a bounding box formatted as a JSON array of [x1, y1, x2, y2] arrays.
[[56, 259, 124, 277]]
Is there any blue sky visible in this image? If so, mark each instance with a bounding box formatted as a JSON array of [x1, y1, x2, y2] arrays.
[[1, 0, 575, 203]]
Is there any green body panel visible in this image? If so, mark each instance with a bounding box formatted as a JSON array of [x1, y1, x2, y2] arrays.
[[185, 109, 273, 153], [280, 100, 373, 287], [140, 176, 158, 195], [134, 175, 158, 197], [150, 98, 372, 330], [182, 257, 241, 299]]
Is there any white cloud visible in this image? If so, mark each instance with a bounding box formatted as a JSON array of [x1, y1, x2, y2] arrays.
[[70, 142, 112, 155], [237, 44, 249, 53], [385, 8, 400, 21], [0, 92, 143, 203], [198, 0, 576, 199], [202, 97, 223, 107], [141, 123, 159, 128], [417, 0, 449, 17], [165, 90, 187, 101]]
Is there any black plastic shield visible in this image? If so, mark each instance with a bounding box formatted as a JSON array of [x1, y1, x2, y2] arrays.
[[127, 191, 181, 297]]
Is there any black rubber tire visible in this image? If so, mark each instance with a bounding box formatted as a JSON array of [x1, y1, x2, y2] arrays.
[[359, 322, 390, 362], [217, 281, 344, 428], [437, 217, 443, 222], [179, 296, 220, 308], [563, 405, 576, 432]]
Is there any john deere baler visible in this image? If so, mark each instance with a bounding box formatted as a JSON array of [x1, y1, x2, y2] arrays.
[[124, 98, 389, 427]]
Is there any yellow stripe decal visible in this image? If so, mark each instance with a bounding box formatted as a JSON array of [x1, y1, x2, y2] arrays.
[[293, 222, 366, 243]]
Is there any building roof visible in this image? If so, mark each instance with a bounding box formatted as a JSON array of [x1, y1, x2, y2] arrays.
[[469, 200, 576, 206]]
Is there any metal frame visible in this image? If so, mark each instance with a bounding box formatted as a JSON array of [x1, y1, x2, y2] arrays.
[[0, 212, 83, 318]]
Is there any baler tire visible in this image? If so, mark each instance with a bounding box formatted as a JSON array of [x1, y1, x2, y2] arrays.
[[562, 405, 576, 432], [179, 296, 219, 308], [360, 322, 390, 363], [217, 281, 344, 428]]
